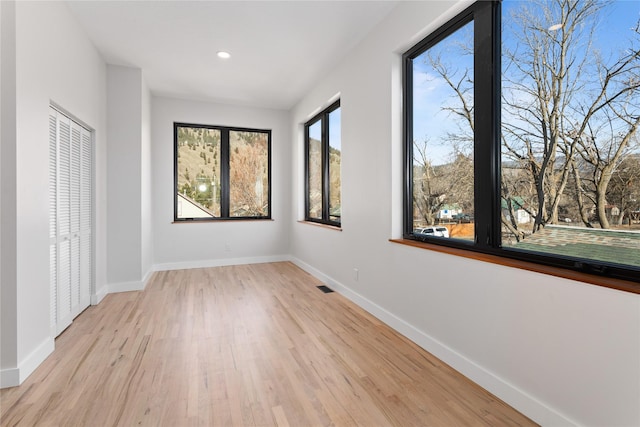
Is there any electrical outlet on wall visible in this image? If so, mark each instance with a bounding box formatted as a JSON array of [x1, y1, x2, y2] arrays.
[[224, 243, 231, 252], [353, 268, 359, 282]]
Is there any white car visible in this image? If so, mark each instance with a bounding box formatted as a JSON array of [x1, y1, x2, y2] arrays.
[[415, 226, 449, 238]]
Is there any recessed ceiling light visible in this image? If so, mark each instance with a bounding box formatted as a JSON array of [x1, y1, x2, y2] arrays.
[[217, 51, 231, 59]]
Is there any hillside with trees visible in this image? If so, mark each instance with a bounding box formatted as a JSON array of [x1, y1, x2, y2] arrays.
[[307, 137, 341, 220]]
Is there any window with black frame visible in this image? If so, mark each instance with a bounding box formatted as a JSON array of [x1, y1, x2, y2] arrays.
[[174, 123, 271, 221], [403, 0, 640, 285], [305, 101, 341, 226]]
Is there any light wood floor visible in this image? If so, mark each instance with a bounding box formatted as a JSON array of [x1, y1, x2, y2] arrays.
[[1, 262, 537, 426]]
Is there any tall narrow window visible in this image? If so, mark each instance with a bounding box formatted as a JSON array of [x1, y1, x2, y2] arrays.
[[407, 17, 476, 242], [174, 123, 271, 221], [305, 101, 341, 226]]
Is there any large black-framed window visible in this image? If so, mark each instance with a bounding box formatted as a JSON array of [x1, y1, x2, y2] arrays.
[[174, 122, 271, 221], [305, 100, 341, 226], [404, 0, 640, 285]]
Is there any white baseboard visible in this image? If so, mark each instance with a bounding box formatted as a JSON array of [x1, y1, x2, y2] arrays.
[[141, 268, 153, 287], [92, 284, 108, 305], [96, 257, 290, 301], [289, 256, 577, 427], [107, 279, 146, 294], [152, 254, 291, 272], [107, 267, 154, 294], [0, 337, 54, 388]]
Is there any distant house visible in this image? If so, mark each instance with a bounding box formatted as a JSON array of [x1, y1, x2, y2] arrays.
[[606, 204, 621, 221], [501, 197, 531, 224], [437, 205, 461, 220], [177, 193, 214, 218]]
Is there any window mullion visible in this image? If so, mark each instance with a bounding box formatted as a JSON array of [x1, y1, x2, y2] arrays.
[[173, 123, 180, 220], [473, 0, 501, 249], [488, 1, 502, 247], [322, 114, 330, 221], [220, 129, 230, 218], [403, 55, 415, 237], [304, 124, 311, 220]]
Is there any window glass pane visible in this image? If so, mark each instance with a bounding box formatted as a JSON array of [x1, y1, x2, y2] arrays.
[[411, 20, 475, 241], [229, 130, 269, 217], [176, 126, 220, 218], [307, 120, 323, 220], [501, 0, 640, 268], [328, 108, 341, 222]]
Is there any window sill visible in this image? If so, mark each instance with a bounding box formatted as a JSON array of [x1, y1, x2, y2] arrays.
[[172, 218, 274, 224], [298, 220, 342, 231], [390, 238, 640, 295]]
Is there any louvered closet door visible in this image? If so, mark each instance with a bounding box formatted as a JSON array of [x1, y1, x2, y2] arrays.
[[49, 107, 93, 337], [49, 112, 59, 332], [79, 127, 92, 312]]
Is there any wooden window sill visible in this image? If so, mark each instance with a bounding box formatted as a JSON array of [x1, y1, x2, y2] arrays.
[[172, 218, 274, 224], [298, 220, 342, 231], [390, 238, 640, 295]]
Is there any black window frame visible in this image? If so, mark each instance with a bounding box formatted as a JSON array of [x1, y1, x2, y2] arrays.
[[304, 100, 341, 227], [174, 122, 272, 221], [402, 1, 640, 286]]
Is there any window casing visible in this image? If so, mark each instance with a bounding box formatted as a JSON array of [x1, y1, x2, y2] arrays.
[[174, 123, 271, 221], [403, 0, 640, 286], [305, 101, 341, 226]]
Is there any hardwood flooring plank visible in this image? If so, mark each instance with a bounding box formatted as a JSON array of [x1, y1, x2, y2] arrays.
[[0, 262, 537, 426]]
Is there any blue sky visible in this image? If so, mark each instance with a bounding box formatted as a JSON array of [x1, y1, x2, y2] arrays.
[[412, 20, 473, 165], [412, 0, 640, 165], [308, 107, 342, 151], [329, 108, 341, 151]]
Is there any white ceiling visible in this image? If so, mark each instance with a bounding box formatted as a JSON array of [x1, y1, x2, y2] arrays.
[[66, 1, 399, 110]]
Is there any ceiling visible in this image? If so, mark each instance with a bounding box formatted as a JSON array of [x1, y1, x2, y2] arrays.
[[66, 1, 399, 110]]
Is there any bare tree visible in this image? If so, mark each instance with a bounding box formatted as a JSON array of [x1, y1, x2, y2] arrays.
[[567, 155, 594, 227], [502, 0, 606, 231], [413, 139, 450, 226], [503, 0, 640, 232], [229, 134, 269, 216], [571, 52, 640, 228], [501, 161, 534, 241], [428, 51, 475, 139], [307, 137, 322, 217], [607, 153, 640, 224], [412, 139, 474, 226]]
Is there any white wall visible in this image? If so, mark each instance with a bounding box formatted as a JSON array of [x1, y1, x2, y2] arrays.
[[106, 65, 153, 293], [141, 75, 153, 281], [0, 0, 19, 380], [151, 96, 291, 270], [0, 0, 107, 387], [290, 2, 640, 426]]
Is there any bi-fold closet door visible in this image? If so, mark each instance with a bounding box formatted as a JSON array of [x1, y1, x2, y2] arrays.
[[49, 106, 93, 337]]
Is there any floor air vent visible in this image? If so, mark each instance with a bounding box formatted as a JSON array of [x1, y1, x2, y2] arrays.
[[317, 285, 334, 293]]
